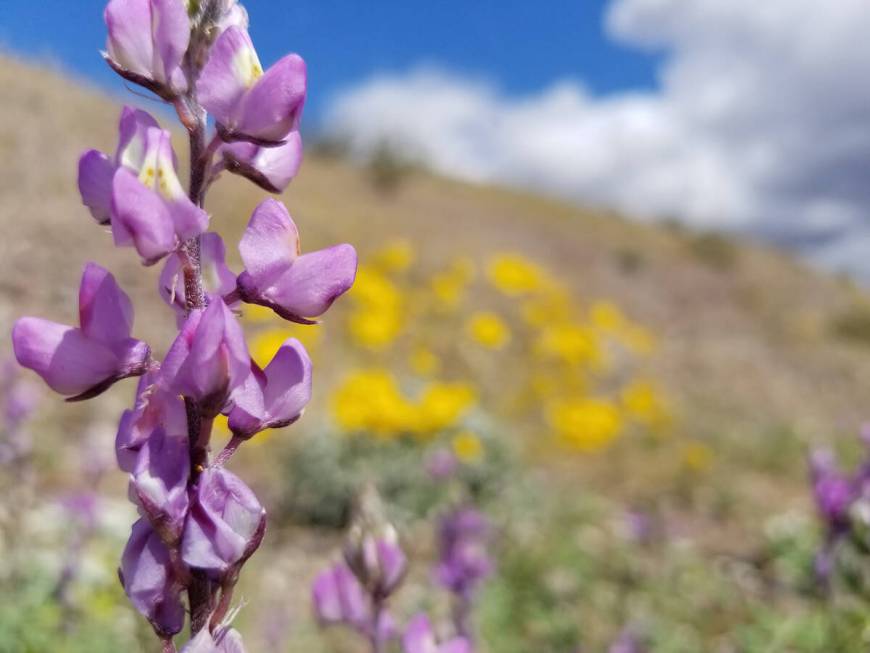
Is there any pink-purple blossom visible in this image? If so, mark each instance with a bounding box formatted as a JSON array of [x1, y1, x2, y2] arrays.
[[12, 263, 150, 400], [403, 615, 470, 653], [237, 199, 357, 323]]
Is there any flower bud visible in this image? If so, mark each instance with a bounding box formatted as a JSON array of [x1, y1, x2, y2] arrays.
[[130, 425, 190, 544], [226, 338, 312, 438], [104, 0, 190, 98], [181, 467, 266, 577], [196, 26, 306, 143], [434, 507, 493, 595], [236, 199, 357, 323], [12, 263, 151, 400], [343, 485, 407, 598], [120, 518, 185, 639]]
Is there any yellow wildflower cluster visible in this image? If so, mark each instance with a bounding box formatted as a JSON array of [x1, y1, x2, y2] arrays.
[[331, 369, 476, 439], [239, 240, 675, 461]]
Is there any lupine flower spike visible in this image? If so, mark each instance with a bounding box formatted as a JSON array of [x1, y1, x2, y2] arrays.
[[12, 1, 355, 648]]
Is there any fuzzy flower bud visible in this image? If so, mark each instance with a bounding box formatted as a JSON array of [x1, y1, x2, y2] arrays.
[[237, 199, 357, 323], [312, 563, 369, 629], [181, 466, 266, 577], [434, 507, 493, 596], [181, 626, 247, 652], [12, 263, 151, 400]]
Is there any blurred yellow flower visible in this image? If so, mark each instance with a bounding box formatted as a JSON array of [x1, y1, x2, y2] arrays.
[[521, 290, 573, 327], [371, 238, 415, 273], [417, 382, 477, 434], [212, 413, 231, 440], [547, 397, 622, 452], [244, 303, 278, 323], [589, 301, 626, 332], [351, 264, 403, 309], [410, 346, 441, 377], [430, 257, 475, 310], [535, 322, 600, 366], [621, 379, 670, 427], [487, 253, 546, 295], [682, 441, 714, 473], [250, 327, 321, 368], [467, 311, 511, 349], [332, 369, 416, 437], [452, 431, 484, 463], [348, 309, 403, 350]]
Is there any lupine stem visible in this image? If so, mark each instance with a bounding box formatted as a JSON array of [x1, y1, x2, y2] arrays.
[[180, 77, 220, 638], [370, 596, 386, 653]]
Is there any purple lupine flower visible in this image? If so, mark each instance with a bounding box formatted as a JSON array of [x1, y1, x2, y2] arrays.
[[434, 507, 493, 596], [104, 0, 190, 98], [12, 263, 150, 400], [116, 372, 187, 472], [226, 337, 312, 438], [197, 26, 306, 143], [111, 126, 209, 264], [130, 424, 190, 544], [181, 627, 247, 653], [426, 448, 459, 481], [181, 466, 266, 577], [78, 106, 159, 224], [120, 518, 185, 638], [159, 232, 238, 320], [344, 527, 408, 600], [809, 448, 854, 530], [312, 563, 370, 629], [163, 298, 250, 415], [608, 629, 648, 653], [403, 615, 470, 653], [217, 133, 303, 193], [236, 199, 357, 323]]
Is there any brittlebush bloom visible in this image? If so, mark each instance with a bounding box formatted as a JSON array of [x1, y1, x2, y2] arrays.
[[534, 322, 601, 366], [331, 369, 416, 437], [621, 379, 670, 428], [487, 253, 545, 296], [347, 265, 404, 349], [410, 346, 441, 377], [371, 238, 415, 273], [250, 326, 321, 368], [467, 312, 510, 350], [547, 397, 622, 452], [452, 431, 484, 463], [417, 382, 477, 434], [430, 258, 475, 310]]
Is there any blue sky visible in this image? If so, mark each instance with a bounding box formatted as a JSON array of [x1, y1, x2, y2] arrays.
[[0, 0, 660, 122]]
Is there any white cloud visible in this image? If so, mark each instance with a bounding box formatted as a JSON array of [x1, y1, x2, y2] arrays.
[[324, 0, 870, 277]]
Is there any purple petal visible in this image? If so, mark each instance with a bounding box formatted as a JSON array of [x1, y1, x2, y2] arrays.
[[196, 26, 260, 128], [120, 518, 185, 638], [131, 426, 190, 543], [173, 299, 250, 410], [261, 338, 312, 425], [258, 244, 358, 319], [12, 318, 121, 397], [78, 150, 115, 224], [403, 614, 436, 653], [105, 0, 154, 79], [78, 262, 134, 344], [238, 198, 299, 282], [312, 563, 369, 627], [115, 105, 160, 171], [221, 132, 303, 193], [151, 0, 190, 90], [111, 167, 178, 265], [236, 53, 306, 142], [226, 362, 267, 437]]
